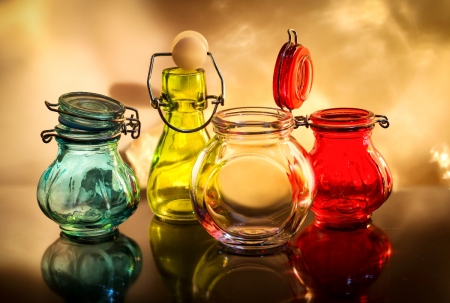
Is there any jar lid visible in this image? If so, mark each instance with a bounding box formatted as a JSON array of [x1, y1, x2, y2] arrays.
[[273, 29, 313, 110], [58, 92, 125, 131], [41, 92, 141, 143]]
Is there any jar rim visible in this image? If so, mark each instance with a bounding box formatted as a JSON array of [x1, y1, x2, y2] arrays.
[[212, 107, 294, 135], [163, 67, 205, 76], [309, 107, 375, 130]]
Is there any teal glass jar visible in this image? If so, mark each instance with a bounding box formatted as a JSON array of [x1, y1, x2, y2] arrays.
[[37, 92, 141, 241]]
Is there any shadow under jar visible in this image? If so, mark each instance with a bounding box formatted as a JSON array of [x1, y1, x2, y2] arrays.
[[37, 92, 141, 241], [308, 108, 392, 229], [190, 107, 315, 252]]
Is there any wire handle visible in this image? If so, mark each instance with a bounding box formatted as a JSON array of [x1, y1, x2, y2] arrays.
[[147, 52, 225, 133]]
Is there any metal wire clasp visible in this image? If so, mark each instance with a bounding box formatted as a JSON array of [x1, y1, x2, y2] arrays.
[[293, 114, 390, 129], [375, 115, 390, 128], [41, 102, 141, 143], [147, 52, 225, 133]]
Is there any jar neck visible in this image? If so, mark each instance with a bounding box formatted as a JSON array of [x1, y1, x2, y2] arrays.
[[54, 124, 122, 143], [161, 67, 207, 113], [56, 139, 119, 151], [215, 130, 291, 142], [312, 127, 373, 140], [164, 110, 206, 129]]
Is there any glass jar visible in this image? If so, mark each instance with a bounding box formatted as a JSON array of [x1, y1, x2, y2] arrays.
[[147, 68, 210, 222], [190, 107, 315, 251], [307, 108, 392, 229], [37, 92, 141, 241]]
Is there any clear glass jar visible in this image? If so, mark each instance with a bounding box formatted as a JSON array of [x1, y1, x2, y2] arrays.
[[37, 92, 141, 241], [308, 108, 392, 229], [190, 107, 315, 251], [147, 68, 210, 222]]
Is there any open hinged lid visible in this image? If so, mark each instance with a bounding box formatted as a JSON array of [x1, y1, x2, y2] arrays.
[[273, 29, 313, 111]]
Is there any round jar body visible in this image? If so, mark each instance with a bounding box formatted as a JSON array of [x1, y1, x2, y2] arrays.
[[309, 108, 392, 229], [37, 137, 140, 240], [190, 107, 315, 251]]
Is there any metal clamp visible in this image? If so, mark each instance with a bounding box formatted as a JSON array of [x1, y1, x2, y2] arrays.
[[41, 102, 141, 143], [40, 129, 123, 143], [294, 114, 390, 129], [375, 115, 390, 128], [147, 52, 225, 133]]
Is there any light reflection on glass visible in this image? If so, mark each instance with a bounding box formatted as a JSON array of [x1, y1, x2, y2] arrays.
[[149, 217, 216, 302], [293, 221, 391, 302], [41, 233, 142, 302], [193, 243, 309, 303]]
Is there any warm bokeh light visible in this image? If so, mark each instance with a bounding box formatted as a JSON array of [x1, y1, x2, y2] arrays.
[[1, 0, 449, 189], [430, 144, 450, 184]]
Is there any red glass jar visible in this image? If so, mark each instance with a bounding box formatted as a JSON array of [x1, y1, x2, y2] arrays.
[[308, 108, 392, 229]]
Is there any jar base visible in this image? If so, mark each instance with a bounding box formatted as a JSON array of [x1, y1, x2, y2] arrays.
[[153, 214, 199, 225], [314, 214, 372, 230], [60, 226, 119, 243], [218, 241, 289, 255], [150, 199, 198, 223]]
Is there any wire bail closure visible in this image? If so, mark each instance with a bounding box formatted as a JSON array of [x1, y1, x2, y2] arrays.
[[41, 101, 141, 143], [147, 52, 225, 133], [294, 114, 390, 129]]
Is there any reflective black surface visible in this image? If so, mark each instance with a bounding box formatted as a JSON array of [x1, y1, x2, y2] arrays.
[[1, 186, 450, 302]]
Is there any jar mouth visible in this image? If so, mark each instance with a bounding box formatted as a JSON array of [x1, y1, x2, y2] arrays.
[[309, 108, 375, 130], [212, 107, 294, 135]]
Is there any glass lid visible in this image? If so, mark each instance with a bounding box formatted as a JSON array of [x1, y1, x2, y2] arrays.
[[58, 92, 125, 131], [273, 29, 313, 110]]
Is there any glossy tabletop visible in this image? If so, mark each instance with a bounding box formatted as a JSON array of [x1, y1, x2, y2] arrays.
[[1, 185, 450, 302]]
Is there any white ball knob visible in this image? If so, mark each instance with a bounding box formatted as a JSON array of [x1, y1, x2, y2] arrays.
[[171, 31, 208, 71], [171, 30, 208, 52]]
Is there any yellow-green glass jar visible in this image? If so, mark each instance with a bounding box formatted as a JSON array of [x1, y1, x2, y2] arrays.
[[147, 68, 209, 222]]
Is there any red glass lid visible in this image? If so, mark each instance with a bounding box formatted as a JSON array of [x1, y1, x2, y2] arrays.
[[273, 29, 313, 110]]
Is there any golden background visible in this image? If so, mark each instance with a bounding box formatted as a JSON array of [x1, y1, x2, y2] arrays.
[[1, 0, 449, 189]]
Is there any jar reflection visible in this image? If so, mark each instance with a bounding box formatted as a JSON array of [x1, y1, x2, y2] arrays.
[[149, 216, 216, 302], [193, 243, 309, 303], [41, 233, 142, 303], [293, 222, 391, 302]]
